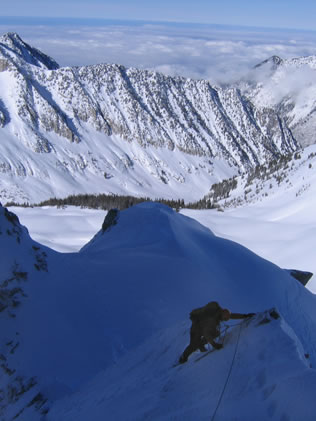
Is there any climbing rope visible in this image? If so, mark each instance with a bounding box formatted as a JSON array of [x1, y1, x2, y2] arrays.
[[210, 321, 244, 421]]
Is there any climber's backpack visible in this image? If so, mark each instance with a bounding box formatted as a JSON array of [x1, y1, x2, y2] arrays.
[[189, 301, 221, 322]]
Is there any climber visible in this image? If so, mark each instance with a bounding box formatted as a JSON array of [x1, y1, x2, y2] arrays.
[[179, 301, 255, 364]]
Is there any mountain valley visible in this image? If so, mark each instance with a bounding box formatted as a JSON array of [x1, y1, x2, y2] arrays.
[[0, 32, 303, 205]]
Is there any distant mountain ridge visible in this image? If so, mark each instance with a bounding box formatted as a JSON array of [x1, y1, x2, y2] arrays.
[[0, 32, 59, 71], [0, 33, 297, 204], [240, 54, 316, 148]]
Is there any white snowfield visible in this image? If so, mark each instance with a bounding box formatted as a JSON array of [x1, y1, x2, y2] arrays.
[[1, 202, 316, 420], [11, 145, 316, 293]]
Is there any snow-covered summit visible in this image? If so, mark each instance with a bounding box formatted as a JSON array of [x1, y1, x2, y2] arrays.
[[81, 201, 214, 254], [0, 32, 59, 70], [254, 55, 284, 71]]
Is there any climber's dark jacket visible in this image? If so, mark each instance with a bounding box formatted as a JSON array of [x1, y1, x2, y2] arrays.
[[179, 302, 254, 363]]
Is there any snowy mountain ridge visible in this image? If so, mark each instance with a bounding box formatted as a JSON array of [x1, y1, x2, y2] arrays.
[[1, 202, 316, 419], [240, 54, 316, 148], [0, 32, 59, 71], [49, 309, 316, 421], [0, 32, 297, 204]]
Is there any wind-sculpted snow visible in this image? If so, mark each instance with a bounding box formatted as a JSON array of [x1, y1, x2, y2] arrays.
[[0, 33, 297, 203], [1, 202, 316, 419], [48, 311, 316, 421]]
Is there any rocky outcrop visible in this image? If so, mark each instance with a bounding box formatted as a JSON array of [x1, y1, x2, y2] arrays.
[[0, 59, 9, 72], [102, 209, 119, 232], [0, 110, 6, 127], [286, 269, 314, 286]]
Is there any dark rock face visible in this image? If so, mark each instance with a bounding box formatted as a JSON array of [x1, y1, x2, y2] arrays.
[[102, 209, 119, 232], [285, 269, 313, 286], [254, 55, 284, 71], [0, 58, 9, 72]]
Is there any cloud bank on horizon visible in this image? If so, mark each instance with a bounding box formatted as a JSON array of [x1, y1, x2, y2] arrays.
[[1, 19, 316, 84]]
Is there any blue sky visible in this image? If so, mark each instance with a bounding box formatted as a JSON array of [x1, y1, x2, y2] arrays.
[[2, 0, 316, 31], [1, 2, 316, 83]]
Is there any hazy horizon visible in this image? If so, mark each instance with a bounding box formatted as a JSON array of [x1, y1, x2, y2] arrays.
[[2, 0, 316, 31], [1, 17, 316, 84]]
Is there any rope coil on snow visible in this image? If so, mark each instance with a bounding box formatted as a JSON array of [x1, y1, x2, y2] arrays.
[[211, 321, 244, 421]]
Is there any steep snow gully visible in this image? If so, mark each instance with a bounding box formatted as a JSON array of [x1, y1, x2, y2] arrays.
[[1, 202, 316, 420]]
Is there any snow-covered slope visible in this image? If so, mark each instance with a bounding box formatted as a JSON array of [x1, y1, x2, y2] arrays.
[[1, 202, 316, 420], [178, 145, 316, 289], [0, 206, 54, 419], [200, 144, 316, 210], [0, 33, 297, 204], [48, 311, 316, 421], [240, 55, 316, 147]]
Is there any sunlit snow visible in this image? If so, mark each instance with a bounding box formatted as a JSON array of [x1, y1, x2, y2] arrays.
[[10, 172, 316, 292]]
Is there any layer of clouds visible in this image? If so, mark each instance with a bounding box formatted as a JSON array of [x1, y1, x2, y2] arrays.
[[248, 62, 316, 111], [1, 21, 316, 85]]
